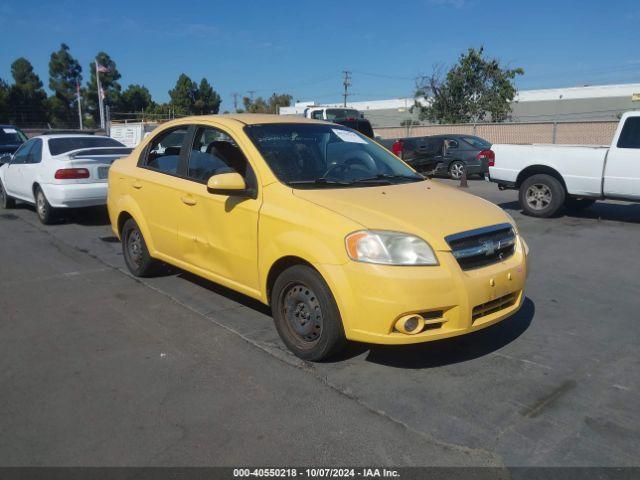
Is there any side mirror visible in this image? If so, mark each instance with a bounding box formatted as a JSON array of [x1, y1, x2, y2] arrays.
[[0, 154, 11, 166], [207, 172, 250, 196]]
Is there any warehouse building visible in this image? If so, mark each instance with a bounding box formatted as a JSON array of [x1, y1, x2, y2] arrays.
[[281, 82, 640, 127]]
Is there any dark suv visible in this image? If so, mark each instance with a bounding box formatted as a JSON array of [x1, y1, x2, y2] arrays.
[[0, 125, 28, 162]]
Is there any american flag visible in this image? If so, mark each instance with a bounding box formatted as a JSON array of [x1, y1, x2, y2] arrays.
[[96, 63, 109, 73]]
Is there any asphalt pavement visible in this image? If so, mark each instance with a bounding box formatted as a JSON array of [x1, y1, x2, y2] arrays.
[[0, 178, 639, 467]]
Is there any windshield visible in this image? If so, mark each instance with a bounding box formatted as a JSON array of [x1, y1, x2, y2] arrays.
[[325, 109, 360, 121], [0, 127, 27, 145], [245, 124, 424, 188], [49, 136, 125, 156], [462, 136, 491, 149]]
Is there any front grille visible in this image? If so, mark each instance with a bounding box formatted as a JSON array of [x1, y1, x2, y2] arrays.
[[472, 293, 518, 322], [446, 223, 516, 270]]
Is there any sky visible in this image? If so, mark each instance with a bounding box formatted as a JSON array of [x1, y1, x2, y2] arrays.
[[1, 0, 638, 111]]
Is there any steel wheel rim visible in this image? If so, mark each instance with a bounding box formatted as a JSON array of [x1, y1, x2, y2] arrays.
[[282, 283, 323, 344], [127, 229, 143, 267], [36, 192, 46, 218], [526, 183, 552, 210], [451, 162, 464, 179]]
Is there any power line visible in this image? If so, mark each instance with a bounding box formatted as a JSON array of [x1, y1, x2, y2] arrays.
[[342, 71, 351, 107]]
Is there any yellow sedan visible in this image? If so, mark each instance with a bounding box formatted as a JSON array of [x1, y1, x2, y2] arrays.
[[107, 115, 528, 361]]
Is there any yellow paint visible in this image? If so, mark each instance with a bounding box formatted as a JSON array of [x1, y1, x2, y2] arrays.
[[108, 114, 528, 345]]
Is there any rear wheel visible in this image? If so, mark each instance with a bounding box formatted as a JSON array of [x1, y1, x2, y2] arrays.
[[271, 265, 346, 361], [0, 179, 15, 209], [121, 218, 159, 277], [519, 174, 566, 218], [35, 186, 57, 224]]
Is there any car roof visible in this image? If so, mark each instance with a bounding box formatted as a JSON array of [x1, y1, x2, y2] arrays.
[[174, 114, 329, 126], [35, 134, 110, 140]]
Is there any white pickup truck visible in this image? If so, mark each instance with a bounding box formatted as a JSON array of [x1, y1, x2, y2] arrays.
[[489, 111, 640, 217]]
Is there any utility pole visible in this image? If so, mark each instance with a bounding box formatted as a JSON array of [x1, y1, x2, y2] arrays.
[[232, 93, 239, 112], [342, 71, 351, 107]]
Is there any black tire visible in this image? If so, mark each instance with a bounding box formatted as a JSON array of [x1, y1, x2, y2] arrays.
[[519, 174, 566, 218], [121, 218, 159, 277], [0, 179, 15, 209], [565, 197, 596, 212], [35, 186, 57, 225], [449, 161, 465, 180], [271, 265, 347, 361]]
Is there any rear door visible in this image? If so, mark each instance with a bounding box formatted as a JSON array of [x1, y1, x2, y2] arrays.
[[133, 125, 190, 260], [603, 115, 640, 199]]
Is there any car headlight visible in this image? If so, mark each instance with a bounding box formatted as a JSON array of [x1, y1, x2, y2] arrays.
[[345, 230, 438, 266]]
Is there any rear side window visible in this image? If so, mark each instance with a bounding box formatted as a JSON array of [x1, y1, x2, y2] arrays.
[[143, 127, 189, 175], [27, 139, 42, 164], [48, 136, 124, 155], [617, 117, 640, 149]]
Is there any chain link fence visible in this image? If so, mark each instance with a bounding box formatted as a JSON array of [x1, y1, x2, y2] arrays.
[[374, 120, 620, 145]]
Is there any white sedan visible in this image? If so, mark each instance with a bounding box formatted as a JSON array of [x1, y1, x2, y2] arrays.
[[0, 134, 131, 224]]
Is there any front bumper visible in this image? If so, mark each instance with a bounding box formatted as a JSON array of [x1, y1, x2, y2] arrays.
[[41, 182, 108, 208], [322, 237, 528, 345]]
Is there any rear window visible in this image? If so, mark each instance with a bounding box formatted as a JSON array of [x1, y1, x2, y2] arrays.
[[461, 136, 491, 149], [325, 109, 360, 121], [0, 127, 27, 145], [48, 136, 124, 156], [617, 117, 640, 149]]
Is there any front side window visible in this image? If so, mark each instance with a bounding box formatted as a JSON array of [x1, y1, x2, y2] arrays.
[[11, 140, 34, 164], [186, 127, 249, 182], [617, 117, 640, 149], [245, 123, 424, 188], [310, 110, 324, 120], [143, 127, 189, 175]]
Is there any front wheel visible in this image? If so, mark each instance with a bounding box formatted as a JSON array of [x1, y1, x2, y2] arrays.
[[449, 161, 465, 180], [271, 265, 346, 361], [519, 174, 566, 218], [0, 179, 16, 209]]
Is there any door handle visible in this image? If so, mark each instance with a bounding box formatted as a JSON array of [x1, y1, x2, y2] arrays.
[[181, 196, 197, 206], [132, 181, 143, 190]]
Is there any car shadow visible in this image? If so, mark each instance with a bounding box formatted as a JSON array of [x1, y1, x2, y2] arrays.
[[11, 202, 112, 226], [326, 297, 535, 368], [499, 200, 640, 224]]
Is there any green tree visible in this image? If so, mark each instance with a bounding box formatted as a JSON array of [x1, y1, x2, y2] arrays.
[[168, 73, 197, 115], [242, 93, 292, 114], [414, 47, 524, 124], [119, 84, 155, 113], [7, 58, 48, 126], [194, 78, 221, 114], [0, 78, 11, 123], [85, 52, 122, 123], [48, 43, 82, 127]]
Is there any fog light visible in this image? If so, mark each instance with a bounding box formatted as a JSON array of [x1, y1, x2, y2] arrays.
[[395, 314, 425, 335]]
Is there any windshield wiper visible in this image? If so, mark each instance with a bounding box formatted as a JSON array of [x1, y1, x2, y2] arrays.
[[350, 174, 424, 184], [287, 178, 353, 187]]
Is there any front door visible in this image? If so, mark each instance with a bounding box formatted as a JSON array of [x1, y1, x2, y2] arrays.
[[4, 140, 33, 199], [176, 125, 261, 295], [604, 116, 640, 199]]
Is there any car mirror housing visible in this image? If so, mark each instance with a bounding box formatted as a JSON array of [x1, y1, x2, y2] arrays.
[[207, 172, 250, 196]]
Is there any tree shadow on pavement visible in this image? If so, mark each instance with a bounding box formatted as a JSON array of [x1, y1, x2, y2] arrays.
[[329, 297, 535, 369]]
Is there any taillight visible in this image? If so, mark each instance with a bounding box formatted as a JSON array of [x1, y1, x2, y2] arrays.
[[55, 168, 90, 179], [477, 149, 495, 167], [392, 140, 404, 159]]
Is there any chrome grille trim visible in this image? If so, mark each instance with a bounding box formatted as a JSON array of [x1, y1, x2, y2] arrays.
[[446, 223, 516, 270]]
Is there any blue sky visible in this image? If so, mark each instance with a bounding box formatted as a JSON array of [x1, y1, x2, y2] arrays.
[[1, 0, 638, 110]]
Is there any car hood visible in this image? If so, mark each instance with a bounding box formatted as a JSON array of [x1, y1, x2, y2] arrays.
[[292, 180, 513, 251]]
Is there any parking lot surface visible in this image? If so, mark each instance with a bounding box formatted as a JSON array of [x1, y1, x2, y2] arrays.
[[1, 179, 639, 467]]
